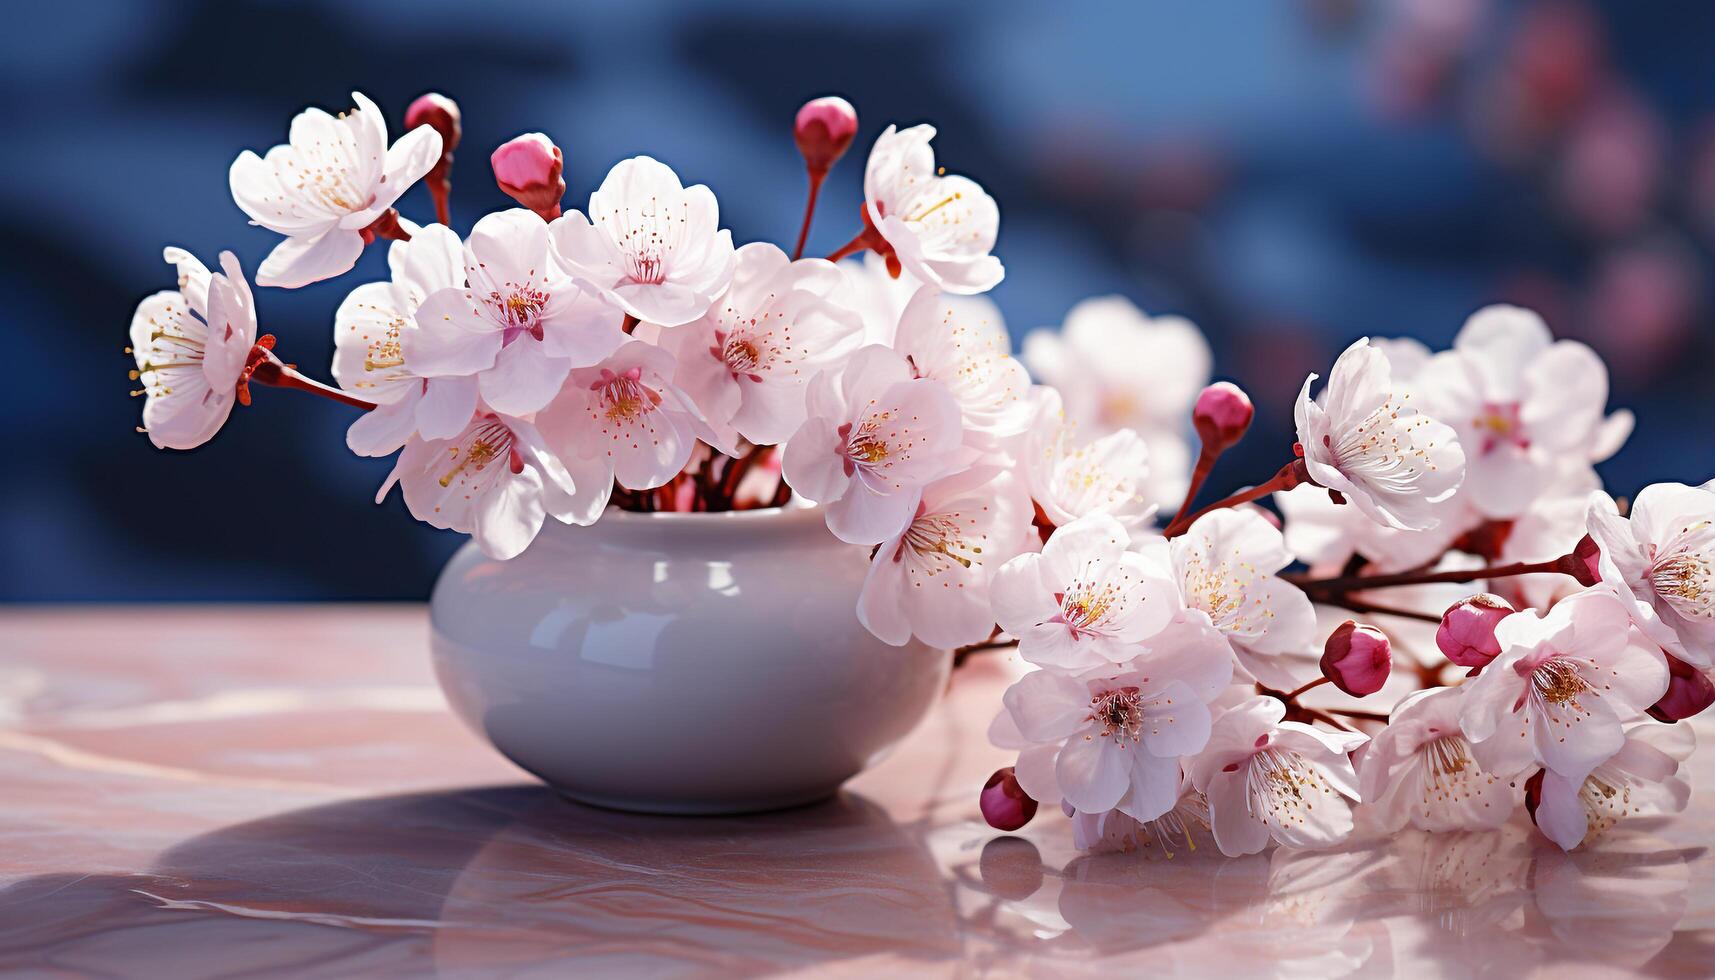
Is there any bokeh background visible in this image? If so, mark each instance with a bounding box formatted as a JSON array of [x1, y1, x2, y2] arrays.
[[7, 0, 1714, 601]]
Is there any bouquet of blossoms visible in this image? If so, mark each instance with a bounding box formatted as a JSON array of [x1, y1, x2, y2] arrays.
[[130, 90, 1711, 857]]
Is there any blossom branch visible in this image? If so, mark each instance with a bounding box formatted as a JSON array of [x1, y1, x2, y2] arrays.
[[246, 345, 376, 412], [1163, 459, 1307, 538], [1288, 556, 1573, 598]]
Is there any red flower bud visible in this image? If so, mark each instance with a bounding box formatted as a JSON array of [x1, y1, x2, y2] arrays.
[[1192, 381, 1253, 453], [794, 96, 858, 176], [1558, 533, 1602, 587], [979, 766, 1038, 831], [406, 92, 461, 154], [407, 93, 461, 226], [1436, 593, 1515, 668], [492, 133, 565, 221], [1647, 654, 1715, 723], [1320, 620, 1392, 696]]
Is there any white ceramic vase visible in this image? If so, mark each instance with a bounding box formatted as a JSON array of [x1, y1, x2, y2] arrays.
[[429, 505, 949, 814]]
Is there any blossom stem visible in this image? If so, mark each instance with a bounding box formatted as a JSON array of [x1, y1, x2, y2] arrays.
[[1165, 444, 1222, 533], [1284, 676, 1330, 700], [792, 169, 827, 261], [1289, 557, 1568, 598], [247, 348, 376, 412], [1163, 459, 1308, 538], [824, 230, 871, 264], [1322, 597, 1440, 623]]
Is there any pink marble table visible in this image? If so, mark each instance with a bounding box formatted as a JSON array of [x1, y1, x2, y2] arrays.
[[0, 607, 1711, 978]]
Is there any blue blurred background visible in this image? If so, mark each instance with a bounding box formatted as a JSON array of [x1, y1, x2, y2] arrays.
[[7, 0, 1714, 601]]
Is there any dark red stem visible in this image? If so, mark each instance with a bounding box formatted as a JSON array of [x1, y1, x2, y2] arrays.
[[1166, 444, 1222, 533], [1163, 459, 1308, 538], [1290, 557, 1568, 598], [793, 169, 827, 261], [247, 348, 376, 412]]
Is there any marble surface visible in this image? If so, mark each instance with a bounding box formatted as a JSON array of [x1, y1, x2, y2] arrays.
[[0, 606, 1711, 978]]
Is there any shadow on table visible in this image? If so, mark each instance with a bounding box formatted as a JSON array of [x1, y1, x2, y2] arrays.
[[0, 787, 1709, 976], [0, 785, 959, 975]]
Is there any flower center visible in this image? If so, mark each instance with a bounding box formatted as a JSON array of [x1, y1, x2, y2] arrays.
[[439, 416, 523, 488], [1088, 686, 1144, 744], [590, 367, 662, 423], [1650, 550, 1715, 620], [895, 506, 983, 573], [837, 417, 893, 476], [1052, 579, 1121, 639], [361, 319, 406, 375], [489, 286, 550, 346], [1472, 401, 1528, 454], [711, 329, 766, 382], [1244, 748, 1333, 829], [1577, 772, 1632, 839], [1179, 548, 1272, 637], [1530, 658, 1588, 706], [904, 191, 962, 224], [1326, 394, 1441, 491]]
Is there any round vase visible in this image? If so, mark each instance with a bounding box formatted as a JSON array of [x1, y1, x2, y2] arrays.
[[428, 505, 949, 815]]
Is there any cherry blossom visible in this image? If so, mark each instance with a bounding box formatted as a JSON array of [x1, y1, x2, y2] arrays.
[[1187, 696, 1366, 856], [657, 242, 862, 447], [890, 286, 1033, 446], [1414, 306, 1632, 519], [536, 341, 715, 492], [839, 253, 921, 345], [1356, 687, 1516, 833], [862, 124, 1003, 294], [989, 513, 1179, 670], [404, 209, 622, 416], [1585, 481, 1715, 668], [130, 248, 257, 451], [1024, 388, 1156, 532], [1531, 722, 1692, 850], [377, 411, 595, 560], [858, 466, 1032, 649], [996, 644, 1230, 821], [1459, 589, 1669, 782], [550, 156, 736, 326], [1169, 508, 1317, 691], [330, 224, 477, 456], [780, 345, 965, 544], [1274, 482, 1460, 574], [1295, 338, 1466, 531], [229, 91, 442, 288], [1023, 296, 1210, 506]]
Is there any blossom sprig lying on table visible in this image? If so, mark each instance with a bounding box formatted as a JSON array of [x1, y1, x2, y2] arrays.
[[130, 90, 1710, 856]]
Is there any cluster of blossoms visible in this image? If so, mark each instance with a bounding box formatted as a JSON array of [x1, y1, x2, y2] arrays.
[[131, 90, 1710, 857]]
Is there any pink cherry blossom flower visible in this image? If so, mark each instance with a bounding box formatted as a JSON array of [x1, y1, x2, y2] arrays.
[[1531, 722, 1693, 850], [857, 466, 1032, 648], [839, 252, 921, 345], [1023, 388, 1156, 532], [997, 644, 1230, 821], [1187, 696, 1366, 856], [1320, 621, 1392, 697], [1459, 589, 1669, 783], [1295, 338, 1467, 531], [377, 411, 595, 560], [989, 513, 1180, 670], [1170, 508, 1317, 691], [1022, 296, 1210, 507], [658, 242, 861, 447], [536, 341, 716, 493], [130, 248, 257, 450], [550, 156, 736, 326], [331, 224, 479, 456], [1356, 687, 1517, 833], [891, 287, 1033, 446], [1585, 481, 1715, 668], [863, 124, 1003, 295], [780, 345, 965, 544], [1414, 305, 1633, 519], [229, 91, 442, 288], [405, 209, 622, 416]]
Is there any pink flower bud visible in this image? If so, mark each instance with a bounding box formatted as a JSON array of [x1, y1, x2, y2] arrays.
[[979, 766, 1037, 831], [406, 92, 462, 154], [1558, 533, 1602, 587], [1320, 620, 1391, 697], [492, 132, 565, 220], [1436, 593, 1515, 668], [794, 96, 858, 175], [1192, 381, 1253, 452], [1647, 654, 1715, 723]]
